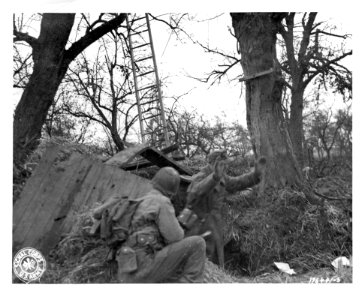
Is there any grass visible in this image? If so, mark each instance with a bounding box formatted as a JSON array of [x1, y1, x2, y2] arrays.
[[14, 143, 352, 283]]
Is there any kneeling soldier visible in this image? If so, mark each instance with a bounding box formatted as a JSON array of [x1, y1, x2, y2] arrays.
[[117, 167, 206, 283]]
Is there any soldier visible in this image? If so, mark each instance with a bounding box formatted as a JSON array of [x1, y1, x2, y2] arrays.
[[116, 167, 206, 283], [180, 150, 266, 268]]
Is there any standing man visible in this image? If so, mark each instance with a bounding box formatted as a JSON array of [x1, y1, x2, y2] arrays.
[[180, 150, 266, 268], [116, 167, 206, 283]]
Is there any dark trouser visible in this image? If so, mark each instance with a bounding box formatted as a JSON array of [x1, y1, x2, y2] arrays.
[[185, 211, 225, 268], [122, 236, 206, 283]]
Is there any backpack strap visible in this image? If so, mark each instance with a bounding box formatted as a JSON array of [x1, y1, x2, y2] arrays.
[[93, 195, 127, 220]]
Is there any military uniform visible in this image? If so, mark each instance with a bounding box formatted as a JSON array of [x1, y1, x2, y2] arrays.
[[184, 153, 265, 267], [118, 168, 206, 283]]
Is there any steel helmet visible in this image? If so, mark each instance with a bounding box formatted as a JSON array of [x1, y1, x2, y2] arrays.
[[152, 167, 180, 197]]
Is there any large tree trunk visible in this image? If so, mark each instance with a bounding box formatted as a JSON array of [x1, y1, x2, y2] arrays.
[[289, 89, 304, 167], [231, 13, 302, 189], [13, 14, 76, 166]]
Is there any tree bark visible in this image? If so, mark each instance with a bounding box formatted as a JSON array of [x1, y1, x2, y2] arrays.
[[231, 13, 302, 188], [13, 13, 127, 166], [289, 89, 304, 167], [14, 14, 75, 165], [111, 130, 125, 152]]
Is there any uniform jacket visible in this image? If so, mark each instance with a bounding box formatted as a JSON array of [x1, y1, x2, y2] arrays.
[[186, 164, 261, 219], [118, 188, 188, 281], [126, 188, 184, 266]]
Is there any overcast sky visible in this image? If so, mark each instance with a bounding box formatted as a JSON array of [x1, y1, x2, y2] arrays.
[[152, 13, 245, 124], [10, 10, 354, 128], [153, 11, 353, 123]]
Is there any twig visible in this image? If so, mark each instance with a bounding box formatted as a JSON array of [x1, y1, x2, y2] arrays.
[[313, 190, 351, 202]]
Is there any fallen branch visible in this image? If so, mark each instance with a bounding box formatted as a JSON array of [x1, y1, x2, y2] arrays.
[[313, 190, 352, 202]]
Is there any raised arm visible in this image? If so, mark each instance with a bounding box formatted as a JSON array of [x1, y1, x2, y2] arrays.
[[187, 161, 225, 200], [225, 157, 266, 193]]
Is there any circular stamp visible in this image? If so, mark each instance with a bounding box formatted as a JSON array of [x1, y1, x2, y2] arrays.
[[13, 247, 46, 283]]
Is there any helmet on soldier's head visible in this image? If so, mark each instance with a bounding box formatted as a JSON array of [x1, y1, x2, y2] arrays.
[[152, 167, 180, 197], [207, 149, 228, 165]]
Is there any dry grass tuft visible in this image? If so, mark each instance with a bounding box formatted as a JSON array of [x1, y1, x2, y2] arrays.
[[223, 180, 352, 277]]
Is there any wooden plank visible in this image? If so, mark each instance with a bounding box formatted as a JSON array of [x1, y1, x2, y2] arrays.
[[59, 165, 120, 234], [159, 143, 179, 155], [137, 147, 192, 175], [61, 160, 119, 235], [59, 163, 104, 235], [128, 174, 152, 198], [83, 165, 150, 208], [111, 170, 139, 198], [13, 149, 158, 257], [73, 161, 104, 207], [13, 145, 61, 225], [106, 143, 191, 175], [60, 162, 121, 235], [238, 68, 274, 82], [39, 157, 104, 238], [38, 156, 94, 254], [16, 153, 87, 253], [105, 143, 148, 167], [113, 169, 152, 199], [13, 151, 78, 250], [61, 163, 153, 237], [70, 159, 105, 211], [123, 155, 185, 171], [85, 163, 120, 206]]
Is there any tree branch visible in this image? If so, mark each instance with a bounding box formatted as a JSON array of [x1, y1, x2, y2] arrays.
[[65, 13, 127, 64], [148, 13, 188, 30], [298, 13, 317, 62], [196, 41, 239, 62], [303, 50, 352, 87], [62, 102, 108, 128], [13, 30, 38, 47], [279, 13, 299, 80], [314, 30, 351, 39]]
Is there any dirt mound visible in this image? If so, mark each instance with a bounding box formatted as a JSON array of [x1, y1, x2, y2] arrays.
[[13, 137, 108, 203], [223, 181, 352, 276]]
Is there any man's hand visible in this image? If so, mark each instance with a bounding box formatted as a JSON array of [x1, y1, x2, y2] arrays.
[[254, 157, 267, 177], [213, 160, 225, 181]]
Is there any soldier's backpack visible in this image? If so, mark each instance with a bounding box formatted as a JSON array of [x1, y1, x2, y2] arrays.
[[89, 195, 143, 250]]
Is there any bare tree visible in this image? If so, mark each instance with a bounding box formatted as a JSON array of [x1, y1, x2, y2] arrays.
[[43, 88, 91, 143], [308, 107, 350, 161], [186, 13, 351, 169], [277, 13, 352, 166], [166, 105, 251, 159], [13, 13, 127, 167], [13, 14, 39, 89], [63, 32, 139, 151]]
